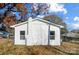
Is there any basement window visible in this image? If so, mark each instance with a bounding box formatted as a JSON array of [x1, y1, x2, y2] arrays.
[[20, 31, 25, 40], [50, 31, 55, 40]]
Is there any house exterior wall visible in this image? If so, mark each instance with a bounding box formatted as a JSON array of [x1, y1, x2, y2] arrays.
[[14, 18, 61, 46], [27, 20, 49, 45], [50, 25, 61, 45], [14, 24, 27, 45]]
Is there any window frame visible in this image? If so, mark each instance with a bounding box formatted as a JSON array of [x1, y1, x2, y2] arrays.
[[20, 31, 25, 40], [50, 31, 55, 40]]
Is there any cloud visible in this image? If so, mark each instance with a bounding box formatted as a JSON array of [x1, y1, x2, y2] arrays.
[[70, 23, 79, 30], [49, 3, 67, 14], [66, 17, 69, 19], [67, 16, 79, 31], [74, 16, 79, 21]]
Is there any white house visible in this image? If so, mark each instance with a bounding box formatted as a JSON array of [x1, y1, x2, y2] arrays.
[[10, 17, 64, 46]]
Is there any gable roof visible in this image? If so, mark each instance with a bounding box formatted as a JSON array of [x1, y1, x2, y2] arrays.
[[10, 17, 64, 28]]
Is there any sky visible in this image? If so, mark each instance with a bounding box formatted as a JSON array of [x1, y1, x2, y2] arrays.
[[48, 3, 79, 31], [0, 3, 79, 31], [63, 3, 79, 31], [26, 3, 79, 31]]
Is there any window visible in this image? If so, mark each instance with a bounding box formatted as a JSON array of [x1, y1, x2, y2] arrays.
[[20, 31, 25, 40], [50, 31, 55, 40]]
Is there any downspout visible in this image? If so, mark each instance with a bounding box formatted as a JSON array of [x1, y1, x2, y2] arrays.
[[48, 24, 50, 45], [48, 19, 51, 45], [25, 19, 29, 45]]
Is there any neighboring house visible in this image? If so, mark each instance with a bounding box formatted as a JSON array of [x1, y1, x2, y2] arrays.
[[62, 32, 79, 41], [10, 17, 64, 46]]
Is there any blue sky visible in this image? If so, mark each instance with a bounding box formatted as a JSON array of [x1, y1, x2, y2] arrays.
[[25, 3, 79, 31], [0, 3, 79, 31], [64, 3, 79, 31], [62, 3, 79, 31], [48, 3, 79, 31]]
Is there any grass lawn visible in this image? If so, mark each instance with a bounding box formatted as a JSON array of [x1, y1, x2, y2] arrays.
[[0, 39, 79, 55]]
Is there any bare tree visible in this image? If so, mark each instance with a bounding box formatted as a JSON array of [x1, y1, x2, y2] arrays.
[[31, 3, 50, 17]]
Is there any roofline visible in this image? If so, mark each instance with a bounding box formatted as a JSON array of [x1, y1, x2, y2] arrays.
[[10, 17, 64, 28], [10, 20, 32, 28], [35, 17, 64, 28]]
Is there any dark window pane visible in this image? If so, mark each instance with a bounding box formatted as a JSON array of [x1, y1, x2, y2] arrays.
[[20, 31, 25, 35], [50, 31, 55, 35], [20, 31, 25, 40], [50, 31, 55, 40]]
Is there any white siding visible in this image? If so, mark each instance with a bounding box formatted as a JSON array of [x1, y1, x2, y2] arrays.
[[27, 20, 49, 45], [13, 18, 61, 46], [14, 24, 27, 45], [50, 25, 61, 45]]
